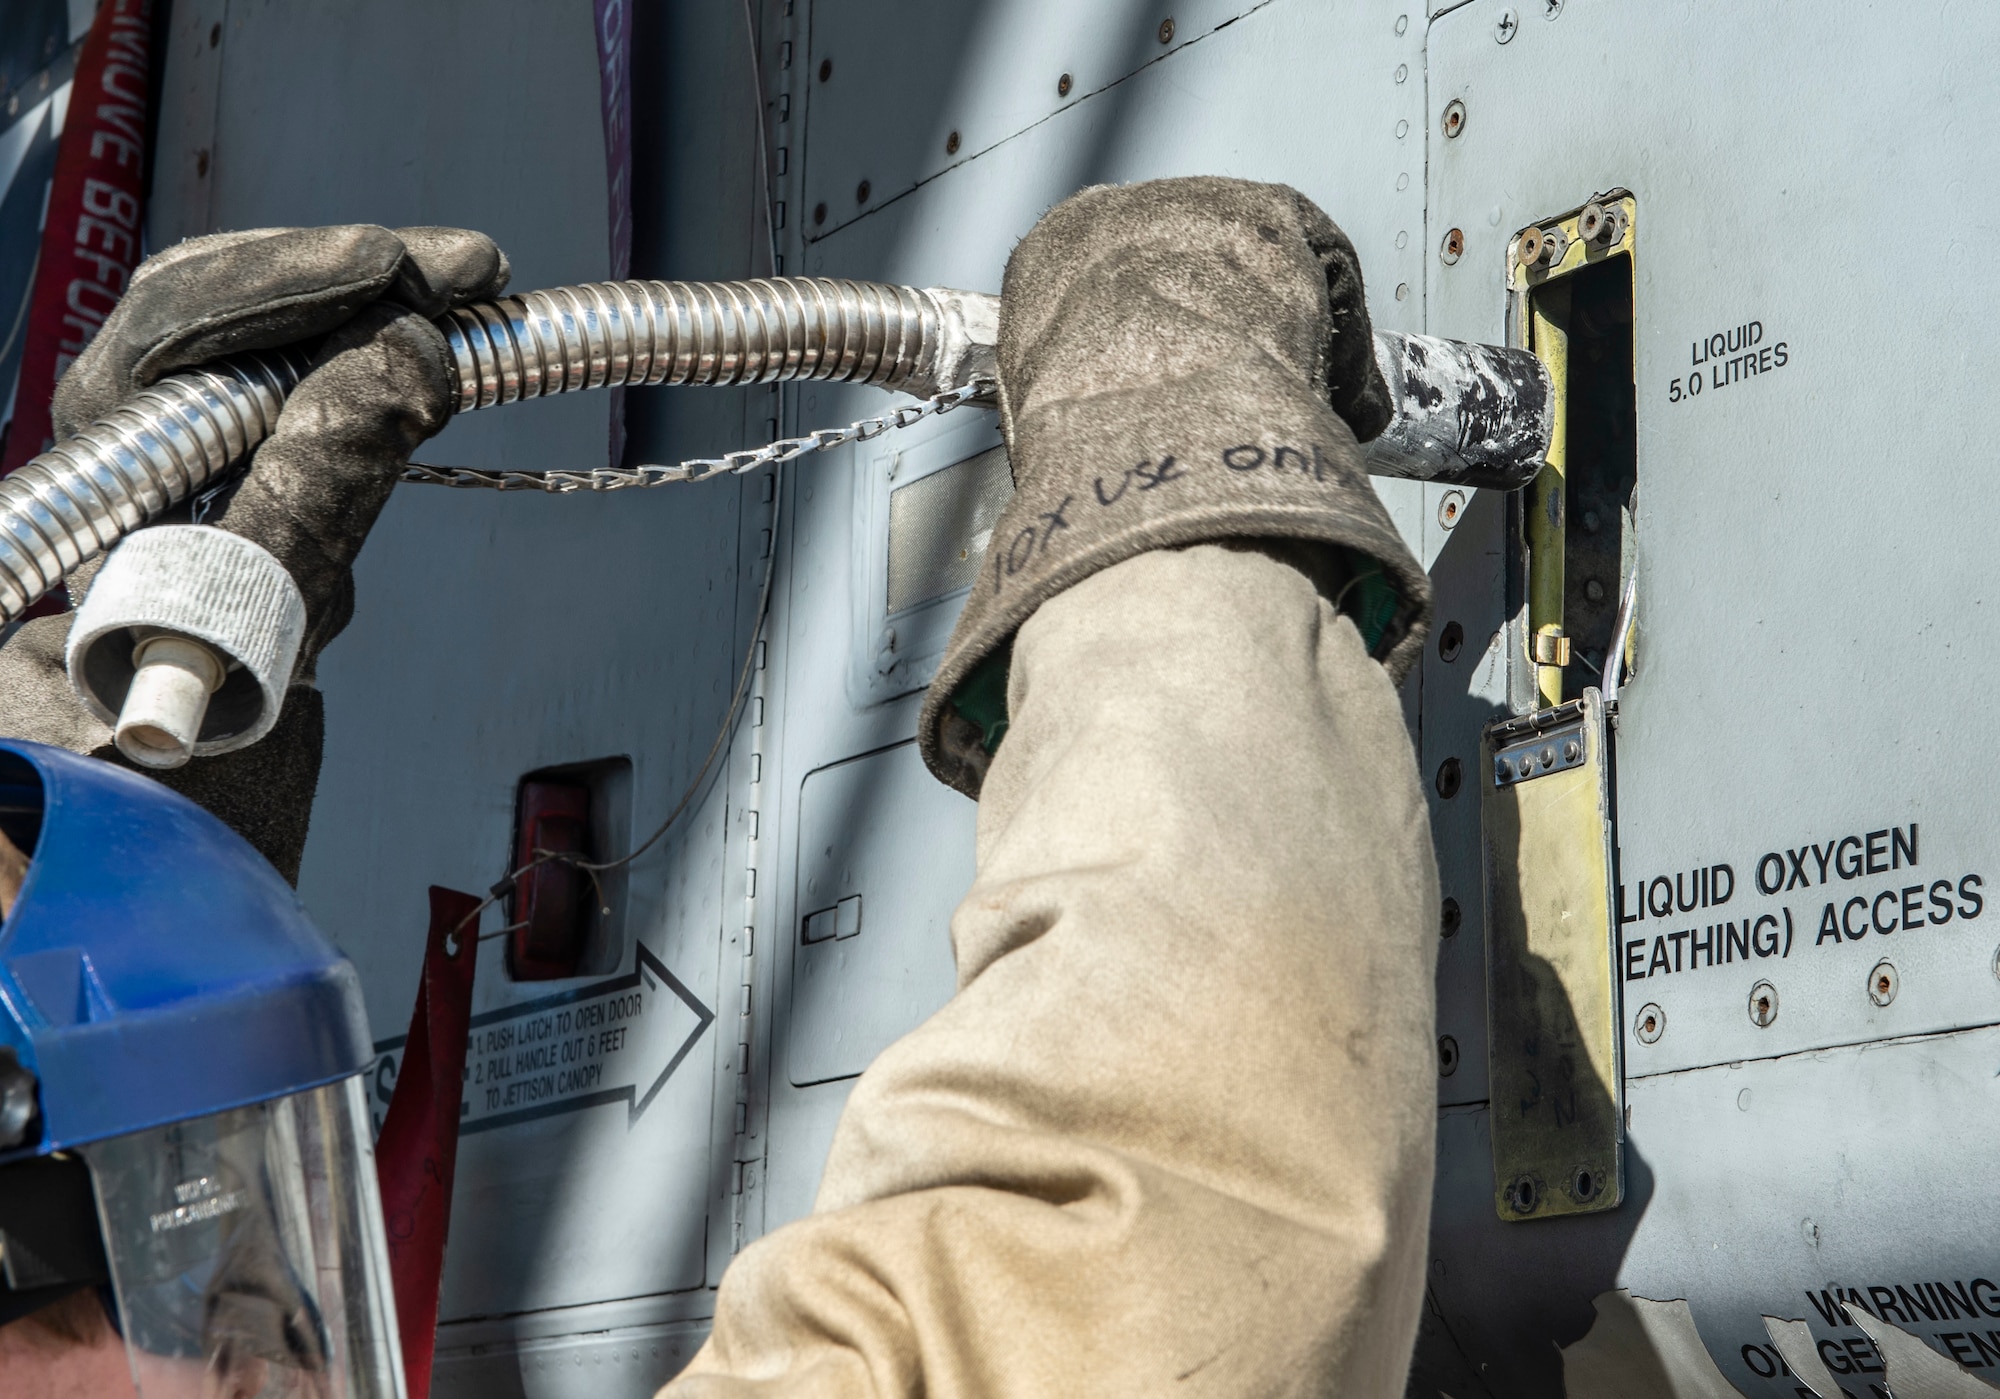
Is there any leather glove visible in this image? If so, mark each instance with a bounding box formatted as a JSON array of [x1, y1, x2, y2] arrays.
[[0, 225, 509, 880], [918, 176, 1431, 798]]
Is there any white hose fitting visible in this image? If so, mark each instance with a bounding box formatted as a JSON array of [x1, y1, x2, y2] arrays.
[[68, 526, 307, 770], [116, 632, 227, 768]]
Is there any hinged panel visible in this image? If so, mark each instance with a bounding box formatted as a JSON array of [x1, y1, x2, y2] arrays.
[[1480, 690, 1622, 1220], [788, 741, 973, 1086]]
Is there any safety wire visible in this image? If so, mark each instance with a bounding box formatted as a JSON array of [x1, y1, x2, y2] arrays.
[[454, 4, 923, 948], [450, 368, 990, 947], [741, 0, 782, 280], [1602, 562, 1639, 707], [460, 2, 812, 951], [423, 448, 1005, 926], [458, 473, 781, 948]]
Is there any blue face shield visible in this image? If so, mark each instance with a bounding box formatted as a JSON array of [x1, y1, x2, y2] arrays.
[[0, 740, 402, 1398]]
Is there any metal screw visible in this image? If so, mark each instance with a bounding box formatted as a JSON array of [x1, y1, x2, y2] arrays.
[[1438, 1035, 1459, 1077], [1057, 72, 1073, 97], [1438, 489, 1466, 528], [1438, 621, 1464, 663], [1435, 757, 1462, 799], [818, 57, 833, 82], [1440, 897, 1462, 938], [1748, 980, 1779, 1028], [1440, 227, 1465, 265], [1634, 1002, 1664, 1044], [0, 1052, 36, 1149], [813, 202, 827, 227], [1494, 8, 1518, 43], [945, 131, 961, 155], [1584, 577, 1605, 603], [1442, 98, 1466, 138], [856, 180, 870, 204], [1569, 1165, 1600, 1202], [1544, 0, 1564, 15], [1563, 738, 1581, 763], [1395, 14, 1409, 36], [1158, 17, 1175, 43], [1869, 960, 1898, 1007]]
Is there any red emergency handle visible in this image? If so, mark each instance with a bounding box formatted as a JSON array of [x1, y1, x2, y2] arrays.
[[508, 779, 592, 980]]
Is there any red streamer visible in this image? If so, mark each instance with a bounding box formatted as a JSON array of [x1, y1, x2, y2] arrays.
[[374, 887, 480, 1399]]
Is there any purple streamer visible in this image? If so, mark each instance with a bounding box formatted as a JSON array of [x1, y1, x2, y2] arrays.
[[594, 0, 633, 466]]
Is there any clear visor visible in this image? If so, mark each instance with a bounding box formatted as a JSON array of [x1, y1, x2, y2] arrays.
[[79, 1076, 405, 1399]]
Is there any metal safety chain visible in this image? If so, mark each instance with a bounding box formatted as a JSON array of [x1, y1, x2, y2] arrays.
[[402, 377, 997, 493]]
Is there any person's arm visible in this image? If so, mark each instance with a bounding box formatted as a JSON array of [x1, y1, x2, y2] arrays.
[[0, 226, 508, 881], [668, 177, 1440, 1397]]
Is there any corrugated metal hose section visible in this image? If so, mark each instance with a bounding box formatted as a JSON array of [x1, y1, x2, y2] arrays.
[[0, 275, 1548, 625], [0, 279, 943, 623], [442, 278, 941, 407], [0, 351, 305, 622]]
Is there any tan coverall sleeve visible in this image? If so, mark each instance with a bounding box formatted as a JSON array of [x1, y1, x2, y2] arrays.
[[665, 542, 1440, 1398]]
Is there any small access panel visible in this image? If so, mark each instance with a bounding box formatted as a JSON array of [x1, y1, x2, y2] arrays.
[[1481, 193, 1636, 1221]]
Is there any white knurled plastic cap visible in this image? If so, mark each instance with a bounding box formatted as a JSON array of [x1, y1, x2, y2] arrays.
[[67, 525, 307, 760]]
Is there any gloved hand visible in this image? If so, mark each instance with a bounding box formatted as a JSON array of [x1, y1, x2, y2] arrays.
[[918, 176, 1431, 798], [0, 225, 509, 879]]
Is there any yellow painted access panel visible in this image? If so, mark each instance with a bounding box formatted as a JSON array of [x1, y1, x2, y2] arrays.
[[1512, 193, 1636, 708], [1480, 192, 1636, 1222], [1481, 693, 1623, 1220]]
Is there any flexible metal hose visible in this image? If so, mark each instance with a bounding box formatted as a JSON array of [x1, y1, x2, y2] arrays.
[[0, 278, 955, 623], [0, 351, 306, 623], [0, 276, 1550, 624], [440, 277, 943, 410]]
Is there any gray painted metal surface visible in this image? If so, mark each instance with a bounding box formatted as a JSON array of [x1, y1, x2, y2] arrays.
[[134, 1, 2000, 1396], [1419, 1, 2000, 1394]]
